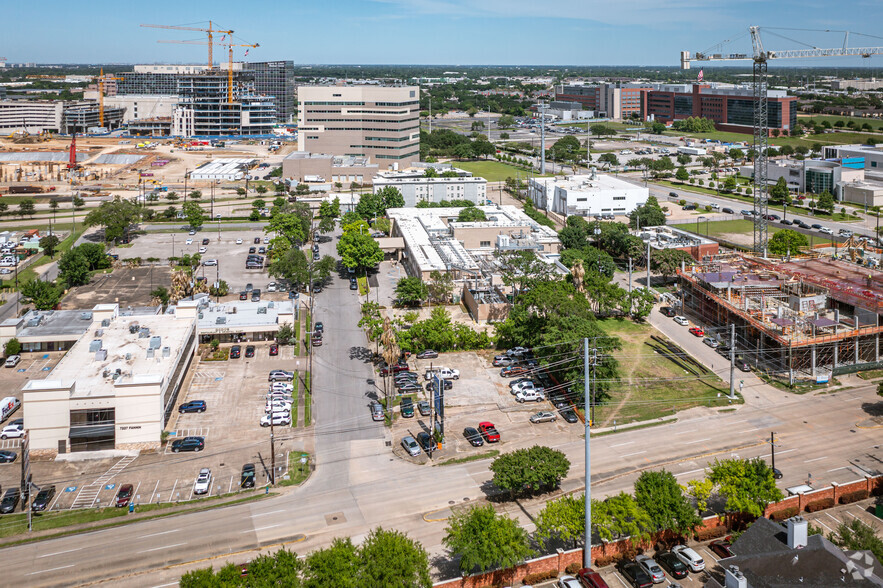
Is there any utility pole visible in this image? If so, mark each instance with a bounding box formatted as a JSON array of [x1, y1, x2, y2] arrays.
[[269, 402, 276, 484], [646, 240, 651, 290], [628, 257, 633, 294], [583, 338, 592, 569], [729, 323, 736, 399], [539, 102, 547, 175]]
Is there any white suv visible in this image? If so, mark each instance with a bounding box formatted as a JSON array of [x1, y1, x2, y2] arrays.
[[193, 468, 212, 495], [673, 316, 689, 326], [672, 545, 705, 572], [0, 424, 23, 439]]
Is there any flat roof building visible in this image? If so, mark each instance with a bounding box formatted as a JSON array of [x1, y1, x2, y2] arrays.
[[297, 85, 421, 168], [528, 173, 648, 218], [22, 303, 197, 456], [738, 158, 865, 199], [190, 158, 258, 181], [635, 225, 719, 260], [281, 152, 379, 186], [373, 171, 487, 207]]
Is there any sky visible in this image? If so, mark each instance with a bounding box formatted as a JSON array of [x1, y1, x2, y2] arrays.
[[4, 0, 883, 67]]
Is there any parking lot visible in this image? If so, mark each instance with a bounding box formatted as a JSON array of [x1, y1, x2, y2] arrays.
[[109, 229, 287, 294]]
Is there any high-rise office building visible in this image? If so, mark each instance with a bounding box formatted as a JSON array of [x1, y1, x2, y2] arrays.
[[173, 72, 276, 136], [297, 85, 421, 168], [242, 61, 295, 123]]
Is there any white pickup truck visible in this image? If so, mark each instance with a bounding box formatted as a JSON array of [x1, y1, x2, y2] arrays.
[[424, 367, 460, 381]]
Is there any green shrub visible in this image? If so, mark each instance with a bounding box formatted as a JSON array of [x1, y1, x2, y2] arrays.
[[523, 570, 557, 584], [805, 497, 834, 513], [565, 562, 582, 575], [4, 338, 21, 357], [770, 506, 799, 522], [840, 490, 869, 504]]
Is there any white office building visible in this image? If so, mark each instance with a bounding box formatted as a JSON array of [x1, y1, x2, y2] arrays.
[[528, 173, 648, 218], [373, 172, 487, 207]]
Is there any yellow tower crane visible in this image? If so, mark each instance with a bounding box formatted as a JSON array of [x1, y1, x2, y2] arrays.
[[96, 69, 124, 127], [156, 39, 259, 103], [141, 21, 234, 70]]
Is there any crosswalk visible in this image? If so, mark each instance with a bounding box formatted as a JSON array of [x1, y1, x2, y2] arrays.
[[69, 455, 138, 510]]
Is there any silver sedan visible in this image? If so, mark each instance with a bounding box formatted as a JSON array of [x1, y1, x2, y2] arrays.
[[530, 411, 557, 423]]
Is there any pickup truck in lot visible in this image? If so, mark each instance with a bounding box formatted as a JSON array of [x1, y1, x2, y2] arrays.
[[424, 367, 459, 380]]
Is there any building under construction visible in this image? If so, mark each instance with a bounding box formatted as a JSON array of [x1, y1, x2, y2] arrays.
[[680, 254, 883, 383]]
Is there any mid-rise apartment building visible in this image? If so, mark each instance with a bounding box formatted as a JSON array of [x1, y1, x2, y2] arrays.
[[373, 171, 487, 207], [0, 100, 125, 134], [297, 85, 421, 168], [555, 83, 652, 119]]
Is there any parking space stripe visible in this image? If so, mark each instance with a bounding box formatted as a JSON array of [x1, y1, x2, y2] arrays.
[[148, 480, 159, 504], [132, 480, 142, 503], [804, 456, 828, 463], [813, 517, 835, 533]]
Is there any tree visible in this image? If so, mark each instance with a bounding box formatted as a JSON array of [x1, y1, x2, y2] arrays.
[[72, 195, 85, 210], [768, 229, 809, 256], [634, 470, 701, 535], [675, 166, 689, 182], [337, 231, 383, 272], [592, 492, 655, 542], [4, 338, 22, 357], [729, 148, 744, 160], [769, 177, 789, 204], [182, 201, 206, 229], [39, 235, 60, 258], [426, 270, 454, 304], [708, 458, 784, 517], [676, 153, 691, 166], [150, 286, 170, 306], [629, 195, 666, 229], [443, 504, 532, 575], [270, 249, 335, 288], [256, 185, 268, 195], [683, 478, 714, 515], [828, 519, 883, 564], [590, 123, 616, 137], [497, 114, 515, 128], [494, 249, 554, 298], [16, 199, 35, 218], [878, 380, 883, 398], [723, 176, 737, 192], [652, 249, 693, 283], [598, 153, 619, 168], [535, 493, 586, 547], [395, 276, 428, 306], [58, 248, 91, 286], [236, 187, 247, 197], [19, 279, 62, 310], [305, 538, 360, 588], [84, 199, 141, 242], [671, 116, 716, 133], [457, 206, 486, 222], [358, 527, 432, 588], [817, 190, 835, 214], [550, 136, 581, 163], [452, 142, 473, 160], [490, 445, 570, 498], [650, 121, 667, 134], [472, 139, 495, 159], [165, 192, 179, 201]]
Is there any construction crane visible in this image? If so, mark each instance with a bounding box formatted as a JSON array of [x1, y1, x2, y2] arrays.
[[96, 68, 124, 127], [157, 39, 259, 103], [681, 27, 883, 255], [141, 22, 233, 70]]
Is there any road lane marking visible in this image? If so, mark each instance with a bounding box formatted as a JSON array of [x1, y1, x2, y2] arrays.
[[139, 542, 188, 554], [27, 564, 75, 575], [622, 450, 647, 458], [150, 583, 179, 588], [776, 449, 797, 455], [610, 441, 635, 447], [138, 529, 180, 539], [735, 428, 761, 434], [804, 456, 828, 463], [37, 547, 84, 558], [245, 524, 282, 533], [674, 430, 694, 436], [676, 468, 705, 477], [827, 467, 849, 472], [251, 509, 286, 518], [686, 438, 711, 444]]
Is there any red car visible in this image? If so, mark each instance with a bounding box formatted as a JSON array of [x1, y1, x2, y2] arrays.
[[379, 363, 409, 377], [577, 568, 610, 588], [478, 421, 500, 443], [269, 344, 278, 356], [115, 484, 134, 508], [689, 326, 705, 337], [709, 538, 735, 559], [500, 365, 529, 378]]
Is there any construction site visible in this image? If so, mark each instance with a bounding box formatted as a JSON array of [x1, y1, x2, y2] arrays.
[[679, 252, 883, 384]]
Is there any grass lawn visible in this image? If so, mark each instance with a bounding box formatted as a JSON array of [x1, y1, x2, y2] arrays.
[[689, 219, 834, 247], [278, 452, 311, 486], [857, 368, 883, 381], [438, 449, 500, 466], [454, 160, 551, 182], [659, 128, 877, 150], [303, 371, 312, 426], [798, 114, 883, 131], [593, 318, 736, 426]]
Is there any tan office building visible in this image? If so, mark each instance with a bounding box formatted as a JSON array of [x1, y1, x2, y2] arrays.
[[297, 85, 421, 168]]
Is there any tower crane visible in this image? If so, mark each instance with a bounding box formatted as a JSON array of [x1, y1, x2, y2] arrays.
[[141, 21, 233, 70], [157, 40, 259, 104], [681, 27, 883, 255], [95, 68, 124, 128]]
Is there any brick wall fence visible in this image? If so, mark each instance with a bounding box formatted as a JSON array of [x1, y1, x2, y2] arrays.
[[432, 474, 882, 588]]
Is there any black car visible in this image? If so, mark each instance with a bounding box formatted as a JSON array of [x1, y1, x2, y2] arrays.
[[239, 291, 248, 301], [245, 345, 255, 358], [254, 237, 261, 244], [811, 223, 823, 229], [618, 560, 653, 588], [249, 247, 256, 254], [178, 400, 207, 413], [31, 485, 56, 512], [315, 321, 324, 333], [171, 436, 205, 453], [780, 219, 793, 226], [0, 450, 16, 463], [416, 432, 433, 452], [425, 379, 453, 391], [230, 345, 241, 359], [659, 306, 676, 317], [657, 551, 688, 579], [241, 463, 256, 488], [722, 207, 734, 214], [0, 488, 19, 514], [559, 408, 579, 423], [349, 278, 358, 291], [312, 283, 323, 294], [202, 238, 210, 246], [416, 349, 439, 359], [400, 397, 415, 418], [463, 427, 484, 447]]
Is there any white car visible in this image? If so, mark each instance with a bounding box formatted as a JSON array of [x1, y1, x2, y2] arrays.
[[511, 381, 540, 395], [263, 236, 270, 244], [267, 282, 277, 292], [556, 576, 581, 588], [0, 424, 23, 440], [269, 382, 294, 392], [193, 468, 212, 495], [516, 389, 546, 403], [265, 402, 292, 414], [203, 259, 217, 267], [198, 247, 207, 254], [672, 545, 705, 572], [261, 413, 291, 427], [236, 238, 243, 244], [673, 315, 689, 326], [819, 226, 834, 235], [424, 367, 459, 381], [185, 238, 193, 245]]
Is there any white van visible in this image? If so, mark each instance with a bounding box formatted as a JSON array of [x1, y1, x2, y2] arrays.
[[0, 397, 20, 423], [4, 355, 20, 368]]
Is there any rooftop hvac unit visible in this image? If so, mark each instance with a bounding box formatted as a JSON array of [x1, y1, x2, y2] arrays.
[[95, 329, 104, 337], [216, 316, 226, 325], [27, 316, 42, 328], [147, 348, 155, 359], [138, 328, 150, 338], [95, 349, 107, 361], [148, 336, 162, 350], [125, 353, 132, 361], [198, 313, 204, 320], [80, 312, 93, 321], [128, 322, 140, 334], [101, 319, 111, 327], [162, 346, 171, 358], [268, 301, 275, 308], [88, 340, 103, 352], [257, 307, 267, 314]]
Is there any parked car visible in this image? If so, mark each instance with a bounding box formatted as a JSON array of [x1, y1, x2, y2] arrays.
[[401, 436, 420, 457], [254, 237, 261, 244], [349, 278, 358, 290], [379, 363, 409, 377], [416, 432, 433, 452], [0, 488, 19, 514], [635, 554, 666, 583], [396, 381, 422, 393], [417, 400, 431, 416], [230, 345, 241, 359], [478, 421, 500, 443], [659, 306, 676, 317], [511, 380, 543, 395], [416, 349, 439, 359], [671, 545, 705, 572], [269, 344, 278, 356], [245, 345, 255, 358], [268, 370, 294, 382], [424, 379, 453, 392], [463, 427, 484, 447], [556, 575, 582, 588], [722, 207, 734, 214], [516, 389, 546, 403], [656, 552, 688, 580], [673, 316, 689, 326], [506, 346, 530, 357], [370, 401, 384, 421], [530, 411, 557, 423], [0, 450, 16, 463], [576, 568, 610, 588], [500, 365, 530, 378], [0, 425, 23, 440], [4, 355, 21, 368], [171, 436, 205, 453], [115, 484, 134, 507], [703, 336, 719, 348], [559, 408, 579, 423], [424, 367, 459, 380], [241, 463, 256, 488], [31, 485, 56, 511], [617, 560, 653, 588], [314, 321, 324, 333], [493, 355, 515, 367], [178, 400, 207, 414], [819, 226, 834, 235], [239, 291, 248, 301], [400, 397, 415, 418], [709, 538, 735, 559], [261, 413, 292, 427], [689, 326, 705, 337]]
